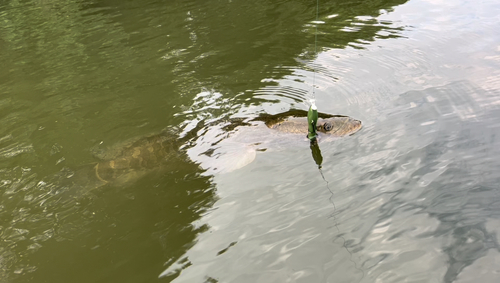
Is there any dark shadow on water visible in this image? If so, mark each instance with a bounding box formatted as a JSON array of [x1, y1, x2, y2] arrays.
[[16, 159, 216, 283], [310, 141, 324, 168]]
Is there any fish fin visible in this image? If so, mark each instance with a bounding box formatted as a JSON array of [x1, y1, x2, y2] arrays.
[[189, 140, 257, 175], [212, 144, 257, 174]]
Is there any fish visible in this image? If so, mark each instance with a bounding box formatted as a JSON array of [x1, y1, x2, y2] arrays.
[[187, 109, 362, 174], [60, 110, 362, 194], [258, 110, 362, 137]]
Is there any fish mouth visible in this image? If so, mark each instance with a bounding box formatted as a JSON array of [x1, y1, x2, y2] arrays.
[[350, 119, 362, 135]]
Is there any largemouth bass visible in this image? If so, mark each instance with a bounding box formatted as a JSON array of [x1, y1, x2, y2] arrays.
[[62, 110, 361, 193]]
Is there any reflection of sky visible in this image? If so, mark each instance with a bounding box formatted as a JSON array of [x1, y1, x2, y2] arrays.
[[171, 0, 500, 281], [283, 0, 500, 119], [391, 0, 500, 95]]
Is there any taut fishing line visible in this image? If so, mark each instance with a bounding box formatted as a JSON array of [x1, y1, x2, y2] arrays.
[[309, 0, 364, 280], [311, 0, 319, 103]]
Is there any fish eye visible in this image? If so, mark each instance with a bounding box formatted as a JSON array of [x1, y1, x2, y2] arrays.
[[323, 122, 333, 131]]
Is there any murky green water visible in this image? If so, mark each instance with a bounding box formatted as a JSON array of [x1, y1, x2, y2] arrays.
[[1, 0, 500, 282]]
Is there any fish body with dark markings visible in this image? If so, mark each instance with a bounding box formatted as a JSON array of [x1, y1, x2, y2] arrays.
[[62, 110, 362, 193]]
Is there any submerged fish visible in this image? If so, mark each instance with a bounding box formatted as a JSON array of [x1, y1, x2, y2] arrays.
[[62, 134, 187, 194], [62, 110, 361, 193]]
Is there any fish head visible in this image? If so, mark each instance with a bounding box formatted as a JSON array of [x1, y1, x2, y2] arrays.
[[316, 116, 362, 137]]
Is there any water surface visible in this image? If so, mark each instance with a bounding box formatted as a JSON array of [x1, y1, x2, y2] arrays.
[[1, 0, 500, 282]]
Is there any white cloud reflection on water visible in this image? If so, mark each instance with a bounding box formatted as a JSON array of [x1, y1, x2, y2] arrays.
[[160, 0, 500, 282]]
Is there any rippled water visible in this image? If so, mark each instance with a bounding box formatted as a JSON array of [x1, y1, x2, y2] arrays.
[[1, 0, 500, 282]]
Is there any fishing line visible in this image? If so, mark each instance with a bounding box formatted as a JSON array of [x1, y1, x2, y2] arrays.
[[306, 0, 320, 112], [311, 0, 319, 102], [316, 161, 364, 282], [309, 1, 364, 280], [311, 142, 364, 281]]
